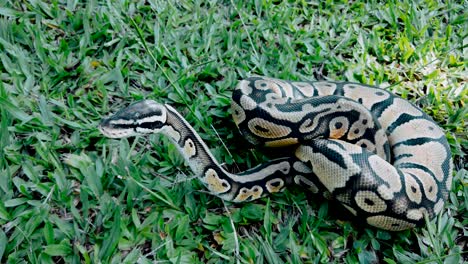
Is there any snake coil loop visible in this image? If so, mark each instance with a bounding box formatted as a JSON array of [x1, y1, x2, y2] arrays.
[[100, 76, 452, 231]]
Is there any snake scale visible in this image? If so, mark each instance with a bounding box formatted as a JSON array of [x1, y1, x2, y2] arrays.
[[99, 76, 452, 231]]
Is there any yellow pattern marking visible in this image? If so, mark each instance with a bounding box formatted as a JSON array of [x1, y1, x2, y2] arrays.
[[266, 179, 284, 193], [343, 84, 390, 109], [254, 79, 282, 95], [265, 138, 298, 147], [163, 125, 181, 142], [403, 173, 422, 203], [378, 97, 422, 130], [355, 191, 387, 213], [234, 186, 263, 202], [248, 118, 292, 138], [355, 139, 376, 153], [313, 81, 337, 95], [406, 208, 426, 220], [329, 116, 349, 139], [295, 142, 360, 192], [203, 169, 230, 194], [368, 155, 402, 200], [231, 101, 246, 125], [390, 119, 445, 144], [394, 141, 447, 182], [292, 82, 315, 97], [183, 138, 196, 158]]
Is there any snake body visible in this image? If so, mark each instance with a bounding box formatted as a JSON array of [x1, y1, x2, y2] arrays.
[[99, 76, 452, 231]]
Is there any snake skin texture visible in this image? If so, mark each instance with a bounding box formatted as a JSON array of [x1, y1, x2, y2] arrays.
[[99, 76, 452, 231]]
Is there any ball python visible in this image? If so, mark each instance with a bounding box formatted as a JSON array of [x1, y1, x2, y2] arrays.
[[99, 76, 452, 231]]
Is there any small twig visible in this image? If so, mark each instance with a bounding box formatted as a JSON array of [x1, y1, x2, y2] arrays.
[[210, 124, 241, 172], [222, 201, 240, 264]]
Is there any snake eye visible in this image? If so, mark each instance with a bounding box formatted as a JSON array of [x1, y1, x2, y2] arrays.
[[115, 100, 166, 122]]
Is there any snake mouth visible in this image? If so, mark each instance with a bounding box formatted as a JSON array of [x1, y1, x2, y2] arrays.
[[98, 118, 137, 138]]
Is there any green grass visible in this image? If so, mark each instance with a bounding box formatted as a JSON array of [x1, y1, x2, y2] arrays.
[[0, 0, 466, 263]]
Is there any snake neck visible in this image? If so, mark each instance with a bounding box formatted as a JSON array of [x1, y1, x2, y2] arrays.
[[161, 105, 296, 202], [162, 105, 223, 176]]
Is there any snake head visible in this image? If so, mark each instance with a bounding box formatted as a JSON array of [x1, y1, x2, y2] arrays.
[[99, 100, 167, 138]]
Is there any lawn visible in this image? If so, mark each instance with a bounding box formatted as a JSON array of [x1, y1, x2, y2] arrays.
[[0, 0, 466, 263]]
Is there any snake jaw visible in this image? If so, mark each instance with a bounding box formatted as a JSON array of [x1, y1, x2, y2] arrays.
[[98, 118, 137, 138], [99, 100, 168, 138]]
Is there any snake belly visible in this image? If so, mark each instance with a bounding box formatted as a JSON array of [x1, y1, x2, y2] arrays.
[[99, 76, 452, 231]]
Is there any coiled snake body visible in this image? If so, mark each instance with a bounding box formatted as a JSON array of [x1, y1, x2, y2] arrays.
[[99, 76, 452, 231]]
